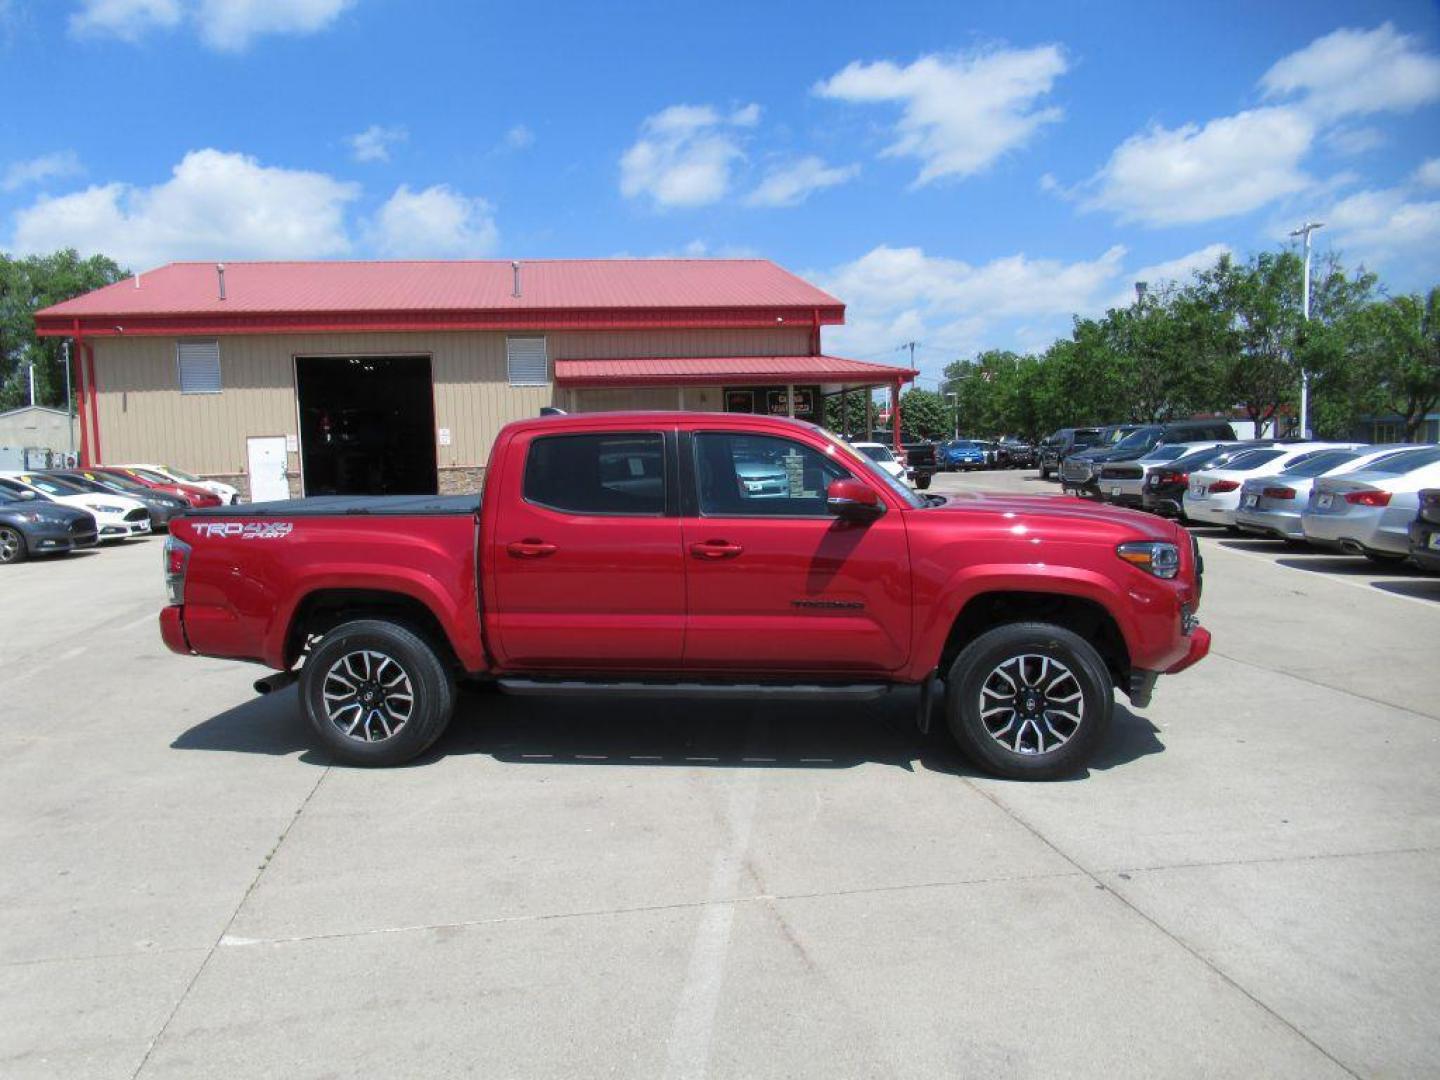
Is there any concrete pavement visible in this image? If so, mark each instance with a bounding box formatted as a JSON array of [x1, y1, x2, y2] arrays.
[[2, 475, 1437, 1079]]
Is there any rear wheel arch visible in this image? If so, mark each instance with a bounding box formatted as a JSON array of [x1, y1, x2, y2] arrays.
[[936, 589, 1131, 689], [285, 588, 460, 672]]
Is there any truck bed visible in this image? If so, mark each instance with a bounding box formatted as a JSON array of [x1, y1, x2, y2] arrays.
[[183, 493, 481, 517]]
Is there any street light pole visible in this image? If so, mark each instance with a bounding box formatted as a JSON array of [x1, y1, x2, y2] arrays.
[[945, 391, 958, 439], [1290, 221, 1324, 439]]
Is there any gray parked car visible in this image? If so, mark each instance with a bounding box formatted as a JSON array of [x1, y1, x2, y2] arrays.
[[1301, 447, 1440, 561], [49, 469, 189, 530], [1234, 446, 1414, 541]]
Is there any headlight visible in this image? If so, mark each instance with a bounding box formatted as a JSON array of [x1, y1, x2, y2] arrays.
[[1117, 541, 1180, 579], [86, 503, 126, 514]]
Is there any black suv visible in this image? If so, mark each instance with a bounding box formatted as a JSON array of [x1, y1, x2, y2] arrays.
[[1060, 420, 1238, 500], [1037, 428, 1103, 479]]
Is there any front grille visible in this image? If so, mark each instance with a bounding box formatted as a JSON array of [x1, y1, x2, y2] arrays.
[[1100, 465, 1143, 480], [69, 519, 90, 534], [124, 509, 149, 522], [1061, 459, 1093, 482]]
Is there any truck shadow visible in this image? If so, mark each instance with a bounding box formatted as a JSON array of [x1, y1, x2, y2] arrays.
[[172, 684, 1165, 780]]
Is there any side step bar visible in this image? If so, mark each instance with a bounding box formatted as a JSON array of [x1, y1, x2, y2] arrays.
[[497, 678, 891, 703]]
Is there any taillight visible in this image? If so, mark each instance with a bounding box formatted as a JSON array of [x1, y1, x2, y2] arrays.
[[1262, 486, 1296, 500], [1344, 489, 1391, 507], [1208, 480, 1240, 493], [163, 535, 191, 605], [1157, 471, 1186, 485]]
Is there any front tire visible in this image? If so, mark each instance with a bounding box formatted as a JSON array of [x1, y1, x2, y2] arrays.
[[916, 475, 932, 490], [0, 526, 27, 564], [946, 622, 1113, 780], [300, 619, 456, 766]]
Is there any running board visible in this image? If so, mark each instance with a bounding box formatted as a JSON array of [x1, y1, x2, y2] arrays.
[[496, 678, 891, 703]]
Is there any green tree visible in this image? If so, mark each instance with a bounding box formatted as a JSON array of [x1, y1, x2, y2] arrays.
[[0, 249, 128, 411], [823, 389, 874, 436], [1344, 288, 1440, 441], [897, 387, 950, 439]]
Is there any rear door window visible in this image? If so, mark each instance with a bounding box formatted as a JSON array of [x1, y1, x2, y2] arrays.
[[523, 432, 666, 515]]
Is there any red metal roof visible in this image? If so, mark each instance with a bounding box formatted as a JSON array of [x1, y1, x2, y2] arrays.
[[35, 259, 844, 336], [554, 355, 917, 387]]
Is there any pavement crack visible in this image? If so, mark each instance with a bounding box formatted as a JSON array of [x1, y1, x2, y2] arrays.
[[1110, 843, 1440, 877], [1211, 647, 1439, 723], [129, 765, 332, 1079], [961, 777, 1363, 1080]]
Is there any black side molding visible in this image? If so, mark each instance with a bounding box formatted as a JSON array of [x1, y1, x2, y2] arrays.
[[496, 679, 891, 703]]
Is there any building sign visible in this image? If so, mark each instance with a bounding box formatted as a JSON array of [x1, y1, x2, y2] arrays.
[[724, 385, 820, 420], [725, 390, 755, 413]]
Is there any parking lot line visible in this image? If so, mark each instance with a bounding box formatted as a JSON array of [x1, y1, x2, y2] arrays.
[[1197, 536, 1440, 613]]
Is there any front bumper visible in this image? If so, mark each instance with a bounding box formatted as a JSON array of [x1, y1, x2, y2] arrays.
[[23, 521, 99, 554], [97, 518, 153, 541]]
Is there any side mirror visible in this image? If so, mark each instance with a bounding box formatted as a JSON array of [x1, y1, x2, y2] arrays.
[[826, 478, 884, 521]]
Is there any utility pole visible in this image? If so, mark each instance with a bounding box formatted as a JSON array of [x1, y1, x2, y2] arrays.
[[28, 364, 36, 407], [1290, 221, 1324, 439], [901, 341, 918, 368]]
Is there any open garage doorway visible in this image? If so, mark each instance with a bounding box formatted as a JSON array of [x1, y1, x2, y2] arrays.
[[296, 355, 438, 496]]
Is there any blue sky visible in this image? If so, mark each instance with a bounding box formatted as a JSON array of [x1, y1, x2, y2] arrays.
[[2, 0, 1438, 385]]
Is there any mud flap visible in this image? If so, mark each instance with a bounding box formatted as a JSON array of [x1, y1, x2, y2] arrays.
[[916, 669, 943, 735]]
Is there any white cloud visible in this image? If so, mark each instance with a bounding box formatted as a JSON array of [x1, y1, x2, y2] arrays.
[[819, 243, 1126, 363], [745, 156, 860, 207], [814, 45, 1067, 185], [503, 124, 535, 150], [69, 0, 181, 41], [10, 149, 358, 266], [366, 184, 498, 257], [68, 0, 353, 50], [346, 124, 407, 163], [1111, 243, 1232, 307], [2, 151, 83, 193], [1085, 106, 1314, 226], [1323, 186, 1440, 280], [619, 103, 760, 208], [1415, 158, 1440, 188], [1261, 22, 1440, 120], [1323, 126, 1386, 156]]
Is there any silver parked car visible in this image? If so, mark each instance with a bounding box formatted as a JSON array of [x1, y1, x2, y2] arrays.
[[1301, 447, 1440, 562], [1234, 446, 1415, 541]]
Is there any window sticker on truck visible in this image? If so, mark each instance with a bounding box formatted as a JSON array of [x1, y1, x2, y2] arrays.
[[192, 521, 294, 540]]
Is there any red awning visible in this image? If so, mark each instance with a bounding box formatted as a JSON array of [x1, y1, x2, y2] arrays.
[[554, 355, 916, 388]]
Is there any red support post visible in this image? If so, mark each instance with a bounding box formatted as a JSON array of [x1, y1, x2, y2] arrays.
[[86, 343, 102, 464], [890, 381, 902, 451], [73, 322, 90, 467]]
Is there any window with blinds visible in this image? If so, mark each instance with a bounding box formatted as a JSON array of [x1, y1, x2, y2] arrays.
[[506, 336, 548, 387], [177, 339, 222, 394]]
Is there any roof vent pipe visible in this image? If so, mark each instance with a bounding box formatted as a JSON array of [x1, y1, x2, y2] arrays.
[[511, 260, 521, 299], [134, 271, 141, 289], [217, 263, 227, 301]]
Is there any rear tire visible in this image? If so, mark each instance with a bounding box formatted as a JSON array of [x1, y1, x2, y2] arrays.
[[946, 621, 1113, 780], [0, 526, 26, 565], [300, 618, 456, 766], [1039, 465, 1051, 480]]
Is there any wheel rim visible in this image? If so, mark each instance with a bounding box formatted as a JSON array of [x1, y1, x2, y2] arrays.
[[978, 653, 1084, 756], [321, 650, 415, 743], [0, 529, 19, 563]]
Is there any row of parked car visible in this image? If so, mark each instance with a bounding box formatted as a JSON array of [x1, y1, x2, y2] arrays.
[[938, 438, 1037, 471], [0, 465, 240, 565], [1042, 421, 1440, 570]]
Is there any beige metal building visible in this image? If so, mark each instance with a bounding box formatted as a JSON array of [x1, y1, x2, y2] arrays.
[[34, 260, 916, 499]]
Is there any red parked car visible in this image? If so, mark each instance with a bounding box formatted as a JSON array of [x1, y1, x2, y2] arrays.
[[159, 412, 1209, 779], [95, 466, 222, 508]]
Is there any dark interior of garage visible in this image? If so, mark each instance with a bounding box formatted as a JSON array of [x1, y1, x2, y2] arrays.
[[296, 356, 438, 496]]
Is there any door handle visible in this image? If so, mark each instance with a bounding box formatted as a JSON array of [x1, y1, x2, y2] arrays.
[[690, 540, 743, 559], [507, 540, 558, 558]]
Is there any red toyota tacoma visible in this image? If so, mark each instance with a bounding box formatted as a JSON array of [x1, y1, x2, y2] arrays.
[[159, 412, 1209, 779]]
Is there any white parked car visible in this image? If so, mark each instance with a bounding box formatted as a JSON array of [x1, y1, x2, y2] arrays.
[[1301, 447, 1440, 562], [0, 471, 152, 541], [126, 463, 242, 504], [850, 442, 914, 486], [1183, 443, 1358, 527]]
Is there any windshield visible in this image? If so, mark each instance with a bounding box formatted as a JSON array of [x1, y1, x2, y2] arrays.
[[52, 473, 108, 493], [857, 445, 896, 463], [1281, 450, 1357, 478], [823, 432, 926, 509], [1113, 427, 1162, 452], [14, 473, 88, 496], [128, 468, 173, 485], [161, 466, 201, 482], [87, 470, 146, 492], [1141, 445, 1192, 463]]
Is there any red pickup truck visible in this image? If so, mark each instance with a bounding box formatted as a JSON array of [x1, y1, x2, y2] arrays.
[[159, 412, 1209, 779]]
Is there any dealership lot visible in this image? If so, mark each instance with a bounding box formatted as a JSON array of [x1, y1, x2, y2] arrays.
[[4, 470, 1439, 1080]]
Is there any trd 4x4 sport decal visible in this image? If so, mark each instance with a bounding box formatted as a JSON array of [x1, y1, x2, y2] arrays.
[[191, 521, 294, 540]]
